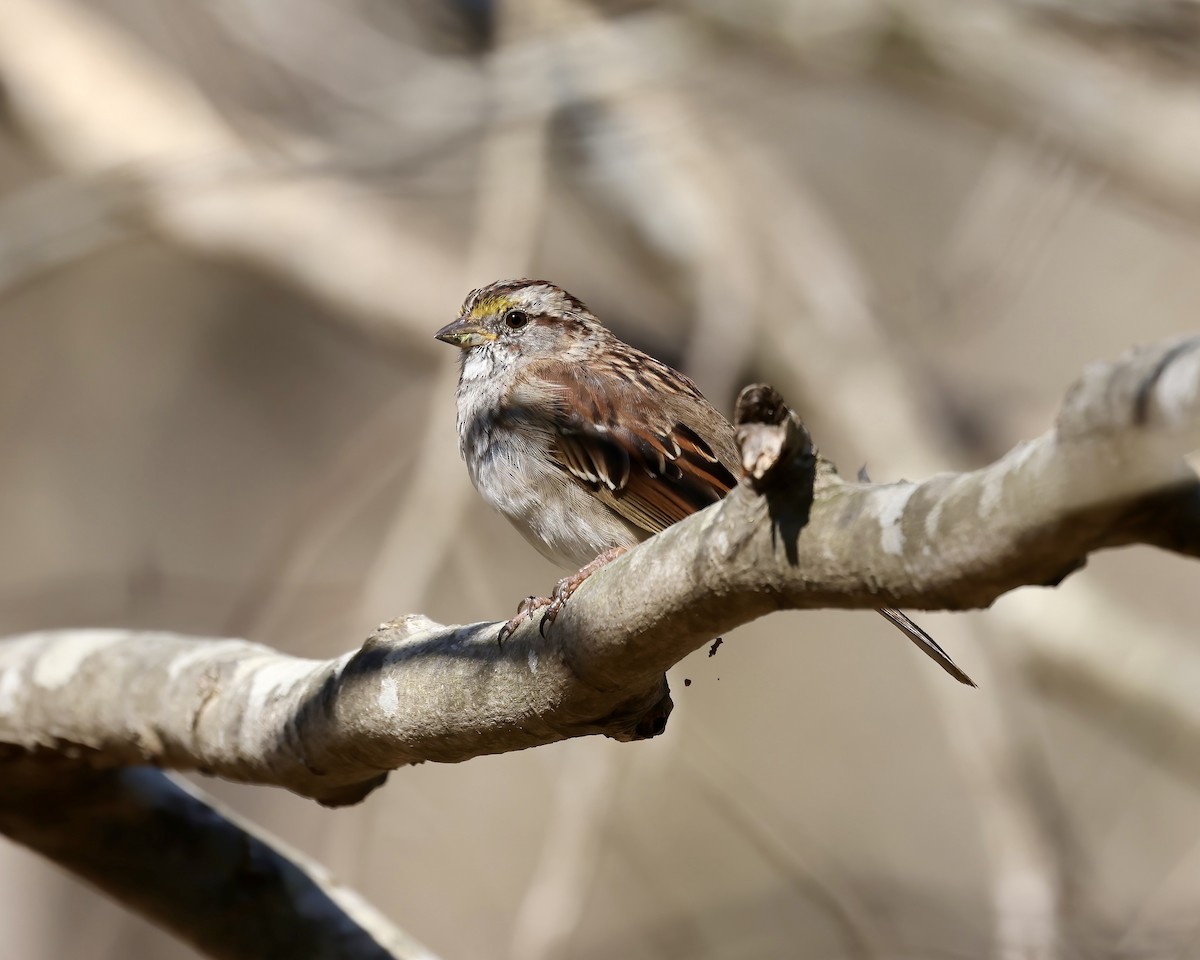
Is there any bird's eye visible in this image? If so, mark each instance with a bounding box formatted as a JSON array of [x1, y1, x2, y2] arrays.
[[504, 309, 529, 329]]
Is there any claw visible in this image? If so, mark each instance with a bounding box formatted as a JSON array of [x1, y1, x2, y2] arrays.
[[537, 555, 616, 635], [538, 594, 566, 636], [497, 595, 551, 646], [516, 546, 630, 641]]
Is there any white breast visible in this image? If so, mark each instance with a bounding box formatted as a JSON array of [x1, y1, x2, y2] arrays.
[[454, 349, 642, 568]]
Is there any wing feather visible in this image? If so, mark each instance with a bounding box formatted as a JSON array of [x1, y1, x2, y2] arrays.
[[506, 357, 738, 536]]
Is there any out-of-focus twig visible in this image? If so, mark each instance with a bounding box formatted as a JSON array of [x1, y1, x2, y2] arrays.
[[0, 0, 458, 348], [932, 139, 1098, 336], [546, 0, 762, 402], [679, 740, 888, 959], [934, 646, 1068, 960], [732, 137, 954, 476], [678, 0, 1200, 219], [890, 0, 1200, 217], [1012, 588, 1200, 787], [224, 387, 420, 643], [730, 136, 1073, 960], [676, 0, 890, 72], [206, 0, 484, 147], [507, 741, 620, 960], [0, 175, 138, 295], [358, 0, 555, 620]]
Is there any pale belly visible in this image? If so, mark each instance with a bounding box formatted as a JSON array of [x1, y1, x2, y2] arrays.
[[465, 425, 644, 569]]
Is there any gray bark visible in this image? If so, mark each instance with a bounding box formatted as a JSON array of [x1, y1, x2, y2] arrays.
[[2, 335, 1197, 807]]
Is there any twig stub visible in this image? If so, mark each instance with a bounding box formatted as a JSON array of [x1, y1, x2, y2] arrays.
[[733, 384, 813, 488]]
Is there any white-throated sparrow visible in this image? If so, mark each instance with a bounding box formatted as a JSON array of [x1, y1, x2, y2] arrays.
[[436, 279, 974, 686]]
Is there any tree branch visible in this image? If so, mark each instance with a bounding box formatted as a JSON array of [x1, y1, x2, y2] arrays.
[[0, 761, 437, 960], [0, 336, 1197, 804]]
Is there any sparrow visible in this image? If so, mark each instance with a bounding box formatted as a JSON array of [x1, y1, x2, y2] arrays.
[[436, 279, 973, 686]]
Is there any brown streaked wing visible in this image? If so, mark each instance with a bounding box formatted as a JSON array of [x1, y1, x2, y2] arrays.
[[507, 359, 738, 536]]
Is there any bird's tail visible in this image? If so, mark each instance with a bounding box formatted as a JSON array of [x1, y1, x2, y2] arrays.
[[878, 608, 976, 687]]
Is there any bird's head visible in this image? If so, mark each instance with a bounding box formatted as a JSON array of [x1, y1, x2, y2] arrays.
[[435, 279, 605, 367]]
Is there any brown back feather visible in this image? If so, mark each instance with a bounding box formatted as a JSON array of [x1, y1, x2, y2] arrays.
[[507, 357, 738, 536]]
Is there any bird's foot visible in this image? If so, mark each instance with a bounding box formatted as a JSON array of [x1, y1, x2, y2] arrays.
[[498, 547, 630, 644], [538, 546, 628, 636], [497, 595, 551, 646]]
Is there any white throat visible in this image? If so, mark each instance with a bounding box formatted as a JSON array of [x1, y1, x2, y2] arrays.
[[459, 346, 495, 385]]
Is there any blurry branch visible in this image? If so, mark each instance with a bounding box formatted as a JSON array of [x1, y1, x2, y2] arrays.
[[507, 741, 619, 960], [937, 651, 1067, 960], [681, 0, 1200, 217], [1011, 589, 1200, 788], [679, 746, 887, 959], [728, 141, 948, 479], [360, 0, 557, 619], [683, 0, 1200, 68], [0, 175, 138, 294], [550, 0, 762, 401], [932, 141, 1096, 336], [720, 125, 1188, 953], [225, 389, 420, 640], [0, 762, 437, 960], [1000, 0, 1200, 61], [0, 0, 457, 348], [206, 0, 484, 148], [1, 337, 1198, 804], [888, 0, 1200, 213], [358, 364, 466, 617], [675, 0, 890, 71]]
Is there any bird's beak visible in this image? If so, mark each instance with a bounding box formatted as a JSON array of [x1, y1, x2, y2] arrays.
[[434, 317, 495, 348]]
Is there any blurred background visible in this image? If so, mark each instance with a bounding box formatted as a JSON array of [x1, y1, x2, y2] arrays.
[[2, 0, 1200, 957]]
